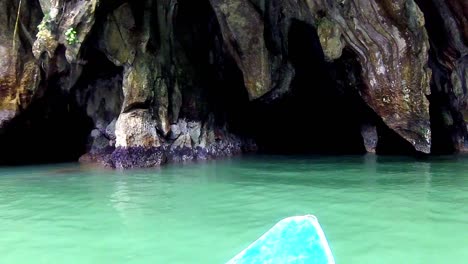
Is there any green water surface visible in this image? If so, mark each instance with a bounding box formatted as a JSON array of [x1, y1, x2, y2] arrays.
[[0, 155, 467, 263]]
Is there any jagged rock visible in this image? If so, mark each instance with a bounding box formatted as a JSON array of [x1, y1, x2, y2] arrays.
[[76, 76, 123, 128], [121, 54, 156, 113], [33, 0, 99, 62], [105, 119, 117, 142], [115, 109, 160, 148], [172, 133, 192, 150], [361, 124, 378, 153], [169, 123, 181, 140], [88, 129, 110, 154], [74, 74, 123, 154], [209, 0, 272, 100], [0, 0, 467, 167], [111, 146, 167, 169], [317, 18, 345, 61], [178, 119, 188, 134], [415, 0, 467, 152], [0, 0, 42, 126], [210, 0, 432, 153], [98, 3, 136, 66], [188, 121, 202, 145], [199, 115, 216, 149], [0, 110, 16, 129], [168, 134, 194, 163]]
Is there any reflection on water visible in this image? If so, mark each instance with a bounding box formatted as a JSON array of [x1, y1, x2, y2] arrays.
[[111, 179, 131, 222], [0, 155, 467, 263]]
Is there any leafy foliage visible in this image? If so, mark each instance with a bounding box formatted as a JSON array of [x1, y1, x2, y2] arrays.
[[65, 28, 78, 45]]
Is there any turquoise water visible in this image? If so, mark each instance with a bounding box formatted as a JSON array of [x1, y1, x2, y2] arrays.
[[0, 155, 467, 263]]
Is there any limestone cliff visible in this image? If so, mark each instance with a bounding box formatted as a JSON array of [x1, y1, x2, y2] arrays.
[[0, 0, 466, 167]]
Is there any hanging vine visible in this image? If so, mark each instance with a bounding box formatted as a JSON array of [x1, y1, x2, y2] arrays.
[[12, 0, 23, 52]]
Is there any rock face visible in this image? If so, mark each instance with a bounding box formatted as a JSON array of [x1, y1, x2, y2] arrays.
[[414, 0, 468, 153], [0, 0, 466, 167], [0, 0, 41, 128]]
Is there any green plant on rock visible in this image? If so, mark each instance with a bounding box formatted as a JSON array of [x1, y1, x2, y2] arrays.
[[37, 13, 50, 32], [65, 27, 78, 45]]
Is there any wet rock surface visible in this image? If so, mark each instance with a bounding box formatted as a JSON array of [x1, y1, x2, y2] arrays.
[[0, 0, 466, 167]]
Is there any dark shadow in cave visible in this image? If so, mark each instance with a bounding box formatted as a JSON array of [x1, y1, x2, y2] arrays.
[[0, 49, 95, 165], [414, 0, 465, 154], [0, 0, 424, 165], [374, 125, 418, 155], [70, 41, 124, 155], [232, 20, 370, 154], [221, 19, 418, 155], [173, 0, 253, 128], [0, 94, 93, 165], [173, 0, 213, 121], [188, 15, 418, 155], [0, 43, 123, 165], [0, 0, 127, 165]]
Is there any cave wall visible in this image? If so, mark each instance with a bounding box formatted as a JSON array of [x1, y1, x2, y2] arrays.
[[0, 0, 42, 127], [414, 0, 468, 153], [0, 0, 467, 167]]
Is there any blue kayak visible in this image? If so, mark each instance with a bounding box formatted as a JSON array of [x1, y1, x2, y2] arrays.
[[227, 215, 335, 264]]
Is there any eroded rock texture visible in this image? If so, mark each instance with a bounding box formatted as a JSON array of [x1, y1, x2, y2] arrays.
[[415, 0, 468, 153], [0, 0, 466, 167], [0, 0, 41, 128], [210, 0, 432, 153]]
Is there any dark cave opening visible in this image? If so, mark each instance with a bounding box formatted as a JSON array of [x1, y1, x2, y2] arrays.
[[173, 0, 216, 121], [0, 1, 430, 166], [374, 125, 418, 155], [428, 93, 457, 154], [0, 82, 94, 165], [168, 3, 435, 156], [74, 47, 124, 89], [414, 0, 466, 154], [218, 19, 419, 156], [173, 0, 255, 131], [227, 21, 370, 154], [0, 44, 123, 165], [70, 44, 124, 157]]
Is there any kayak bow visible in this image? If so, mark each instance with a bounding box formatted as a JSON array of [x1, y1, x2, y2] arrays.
[[227, 215, 335, 264]]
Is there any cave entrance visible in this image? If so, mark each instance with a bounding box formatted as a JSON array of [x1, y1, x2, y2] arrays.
[[172, 0, 254, 129], [0, 44, 123, 165], [0, 82, 94, 165], [232, 20, 369, 154]]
